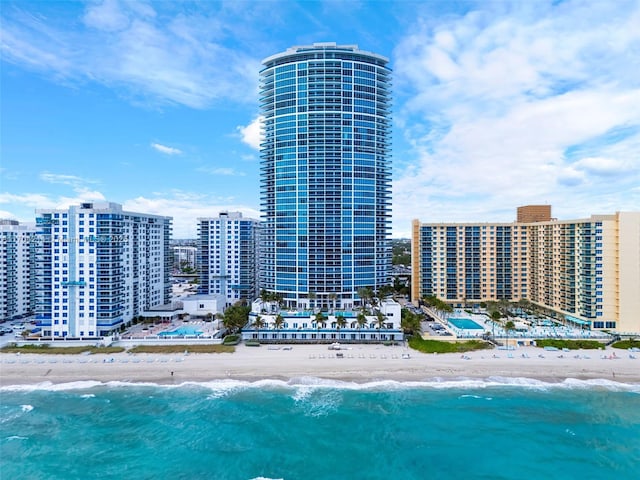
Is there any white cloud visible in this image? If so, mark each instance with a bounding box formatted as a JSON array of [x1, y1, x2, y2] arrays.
[[83, 0, 131, 32], [39, 172, 98, 186], [572, 157, 633, 177], [151, 143, 182, 155], [0, 190, 107, 212], [197, 167, 246, 177], [0, 192, 57, 209], [123, 193, 260, 238], [0, 210, 19, 220], [391, 0, 640, 235], [0, 190, 258, 238], [237, 116, 262, 150], [1, 2, 260, 108]]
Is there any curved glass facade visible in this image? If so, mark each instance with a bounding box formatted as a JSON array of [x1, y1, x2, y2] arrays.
[[260, 43, 392, 309]]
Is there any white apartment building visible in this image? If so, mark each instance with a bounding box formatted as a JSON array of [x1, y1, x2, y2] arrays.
[[0, 220, 36, 320], [35, 202, 172, 337], [197, 212, 259, 307]]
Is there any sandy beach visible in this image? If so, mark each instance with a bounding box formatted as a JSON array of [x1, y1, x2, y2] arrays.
[[2, 344, 639, 386]]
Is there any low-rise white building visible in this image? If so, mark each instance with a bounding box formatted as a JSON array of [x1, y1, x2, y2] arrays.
[[243, 299, 404, 343], [182, 294, 226, 317]]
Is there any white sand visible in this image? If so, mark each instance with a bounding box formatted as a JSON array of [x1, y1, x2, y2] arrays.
[[1, 344, 638, 386]]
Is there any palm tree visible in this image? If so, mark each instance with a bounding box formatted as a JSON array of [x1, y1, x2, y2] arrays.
[[336, 313, 346, 339], [357, 287, 373, 312], [314, 311, 325, 342], [308, 291, 317, 312], [357, 311, 367, 341], [329, 293, 337, 313], [498, 299, 511, 320], [215, 313, 224, 330], [252, 315, 264, 343], [516, 298, 530, 316], [401, 309, 421, 335], [274, 314, 284, 342], [504, 320, 515, 350], [376, 312, 386, 342], [260, 289, 270, 303], [490, 310, 501, 340]]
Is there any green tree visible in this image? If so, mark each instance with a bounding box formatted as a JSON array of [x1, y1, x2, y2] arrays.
[[490, 310, 501, 339], [315, 311, 326, 342], [336, 313, 346, 338], [401, 309, 421, 335], [274, 314, 284, 342], [223, 302, 251, 333], [308, 291, 317, 312], [260, 289, 270, 304], [328, 293, 337, 312], [376, 311, 386, 342], [252, 315, 265, 343], [379, 284, 394, 299], [516, 298, 531, 316], [504, 320, 516, 350], [423, 295, 452, 319], [357, 311, 367, 341], [498, 299, 512, 319], [357, 287, 376, 312]]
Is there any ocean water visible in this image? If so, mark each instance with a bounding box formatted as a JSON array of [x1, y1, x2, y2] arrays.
[[1, 378, 639, 480]]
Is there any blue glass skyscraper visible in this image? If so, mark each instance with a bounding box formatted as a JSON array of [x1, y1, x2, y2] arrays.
[[259, 43, 392, 310]]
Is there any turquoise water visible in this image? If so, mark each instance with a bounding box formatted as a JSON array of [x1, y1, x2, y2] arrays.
[[449, 318, 484, 329], [1, 378, 639, 480], [159, 326, 203, 336]]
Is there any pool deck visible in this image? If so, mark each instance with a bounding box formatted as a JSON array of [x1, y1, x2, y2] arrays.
[[122, 321, 219, 339]]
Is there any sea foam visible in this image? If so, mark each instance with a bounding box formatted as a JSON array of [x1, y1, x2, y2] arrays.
[[1, 376, 638, 393]]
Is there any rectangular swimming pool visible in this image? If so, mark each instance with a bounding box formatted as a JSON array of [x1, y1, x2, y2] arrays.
[[449, 318, 484, 330], [159, 326, 203, 336]]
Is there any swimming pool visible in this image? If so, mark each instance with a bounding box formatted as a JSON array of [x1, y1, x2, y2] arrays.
[[449, 318, 484, 330], [159, 326, 203, 337]]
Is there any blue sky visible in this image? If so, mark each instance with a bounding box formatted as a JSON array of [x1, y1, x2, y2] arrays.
[[1, 0, 639, 238]]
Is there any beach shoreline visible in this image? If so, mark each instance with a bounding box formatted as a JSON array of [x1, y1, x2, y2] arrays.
[[2, 344, 639, 387]]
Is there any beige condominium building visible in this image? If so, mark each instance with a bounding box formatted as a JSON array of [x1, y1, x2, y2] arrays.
[[412, 208, 640, 333]]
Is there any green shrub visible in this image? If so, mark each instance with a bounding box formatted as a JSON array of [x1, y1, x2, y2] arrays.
[[408, 337, 491, 354], [222, 334, 240, 345], [535, 339, 603, 350], [128, 345, 234, 354], [611, 339, 640, 350], [0, 345, 125, 354]]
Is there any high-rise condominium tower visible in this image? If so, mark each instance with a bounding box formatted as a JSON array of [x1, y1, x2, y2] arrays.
[[0, 220, 36, 320], [197, 212, 260, 306], [260, 43, 392, 310], [34, 202, 172, 337]]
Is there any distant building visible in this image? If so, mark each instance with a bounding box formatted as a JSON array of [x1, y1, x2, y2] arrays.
[[516, 205, 552, 223], [173, 246, 197, 271], [0, 220, 36, 320], [412, 207, 640, 333], [197, 212, 260, 307], [34, 202, 172, 337]]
